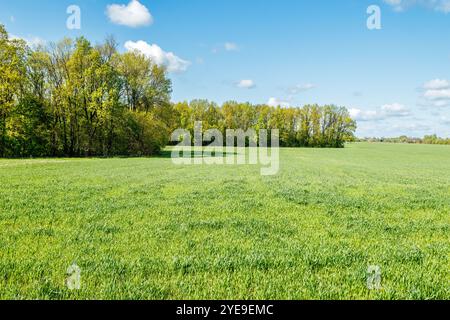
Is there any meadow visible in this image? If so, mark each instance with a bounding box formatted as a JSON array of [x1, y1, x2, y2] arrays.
[[0, 142, 449, 300]]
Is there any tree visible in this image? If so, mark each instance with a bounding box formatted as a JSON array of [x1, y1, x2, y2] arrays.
[[0, 25, 27, 156], [117, 51, 171, 113], [8, 95, 51, 156], [171, 100, 356, 148]]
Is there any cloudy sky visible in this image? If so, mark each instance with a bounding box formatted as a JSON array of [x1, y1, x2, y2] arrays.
[[1, 0, 450, 137]]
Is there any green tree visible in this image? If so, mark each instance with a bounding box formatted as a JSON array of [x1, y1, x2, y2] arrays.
[[0, 25, 27, 156]]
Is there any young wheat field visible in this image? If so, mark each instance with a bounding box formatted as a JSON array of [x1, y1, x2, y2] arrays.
[[0, 143, 449, 300]]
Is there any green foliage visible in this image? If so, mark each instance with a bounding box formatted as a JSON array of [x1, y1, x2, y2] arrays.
[[123, 110, 170, 156], [0, 25, 172, 157], [172, 101, 357, 148], [7, 95, 51, 157], [360, 135, 450, 145], [0, 25, 28, 156]]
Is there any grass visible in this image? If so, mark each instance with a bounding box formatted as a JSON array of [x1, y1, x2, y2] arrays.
[[0, 142, 449, 300]]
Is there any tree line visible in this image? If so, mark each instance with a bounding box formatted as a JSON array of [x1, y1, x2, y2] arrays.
[[359, 135, 450, 145], [171, 100, 356, 148], [0, 25, 356, 158]]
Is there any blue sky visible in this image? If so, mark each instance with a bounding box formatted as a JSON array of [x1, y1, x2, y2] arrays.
[[1, 0, 450, 137]]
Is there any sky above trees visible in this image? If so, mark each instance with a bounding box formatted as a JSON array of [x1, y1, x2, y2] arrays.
[[1, 0, 450, 137]]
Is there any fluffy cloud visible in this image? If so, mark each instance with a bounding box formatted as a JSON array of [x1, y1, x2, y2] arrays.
[[424, 79, 450, 90], [350, 103, 411, 121], [288, 83, 316, 95], [124, 40, 191, 73], [106, 0, 153, 27], [236, 80, 255, 89], [384, 0, 450, 13], [381, 103, 412, 117], [349, 109, 384, 121], [421, 79, 450, 106], [224, 42, 239, 51], [267, 97, 291, 108], [424, 89, 450, 100], [10, 34, 46, 48]]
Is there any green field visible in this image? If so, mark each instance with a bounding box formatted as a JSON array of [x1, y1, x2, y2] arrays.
[[0, 143, 449, 300]]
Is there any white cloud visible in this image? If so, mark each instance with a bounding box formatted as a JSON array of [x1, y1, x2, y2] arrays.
[[384, 0, 450, 13], [350, 103, 411, 121], [349, 108, 384, 121], [424, 89, 450, 100], [421, 79, 450, 105], [236, 79, 255, 89], [267, 97, 291, 108], [10, 34, 46, 48], [289, 83, 316, 94], [224, 42, 239, 51], [424, 79, 450, 90], [381, 103, 412, 117], [433, 100, 450, 107], [106, 0, 153, 28], [10, 16, 15, 23], [124, 40, 191, 73]]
